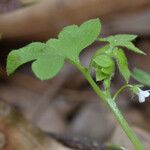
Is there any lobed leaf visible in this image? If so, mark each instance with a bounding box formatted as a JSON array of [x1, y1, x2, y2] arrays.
[[7, 19, 101, 80], [113, 48, 130, 82], [7, 42, 46, 75], [100, 34, 145, 55], [117, 42, 146, 55], [47, 18, 101, 62], [100, 34, 137, 43], [32, 55, 64, 80], [7, 42, 65, 80]]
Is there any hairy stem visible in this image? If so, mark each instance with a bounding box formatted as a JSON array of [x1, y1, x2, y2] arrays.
[[72, 62, 144, 150]]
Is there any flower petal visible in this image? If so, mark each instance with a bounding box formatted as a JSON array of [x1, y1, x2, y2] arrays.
[[139, 94, 145, 103], [141, 91, 150, 97]]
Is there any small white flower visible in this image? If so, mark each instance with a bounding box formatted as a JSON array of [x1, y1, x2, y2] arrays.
[[138, 89, 150, 103]]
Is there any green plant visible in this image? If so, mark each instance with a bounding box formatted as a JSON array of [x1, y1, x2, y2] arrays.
[[132, 68, 150, 87], [6, 18, 149, 150]]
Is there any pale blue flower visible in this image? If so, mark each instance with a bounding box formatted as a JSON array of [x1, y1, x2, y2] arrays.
[[138, 89, 150, 103]]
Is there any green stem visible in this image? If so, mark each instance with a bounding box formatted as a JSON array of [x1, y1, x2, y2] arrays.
[[113, 84, 132, 100], [72, 62, 144, 150]]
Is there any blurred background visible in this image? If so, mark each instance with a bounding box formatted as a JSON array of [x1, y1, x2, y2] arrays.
[[0, 0, 149, 150]]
